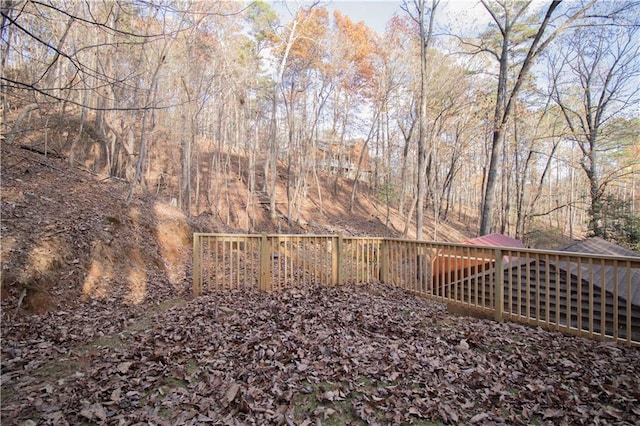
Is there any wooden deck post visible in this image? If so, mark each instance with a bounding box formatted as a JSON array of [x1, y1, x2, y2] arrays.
[[259, 233, 271, 291], [494, 248, 504, 322], [332, 233, 344, 285], [380, 239, 388, 284], [192, 233, 202, 296]]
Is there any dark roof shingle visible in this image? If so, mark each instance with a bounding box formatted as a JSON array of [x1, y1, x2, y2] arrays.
[[561, 237, 640, 258], [560, 237, 640, 306]]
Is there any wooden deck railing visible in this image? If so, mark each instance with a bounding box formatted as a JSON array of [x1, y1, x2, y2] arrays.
[[193, 233, 640, 346]]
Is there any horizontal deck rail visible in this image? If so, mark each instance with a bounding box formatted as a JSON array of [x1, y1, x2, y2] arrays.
[[193, 233, 640, 346]]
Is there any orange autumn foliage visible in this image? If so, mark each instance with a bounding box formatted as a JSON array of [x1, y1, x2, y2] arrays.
[[332, 10, 379, 94]]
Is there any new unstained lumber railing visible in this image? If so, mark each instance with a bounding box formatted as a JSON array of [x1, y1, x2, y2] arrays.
[[193, 233, 640, 346]]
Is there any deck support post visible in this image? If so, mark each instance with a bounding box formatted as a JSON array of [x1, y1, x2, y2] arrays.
[[259, 233, 271, 291], [494, 249, 504, 322]]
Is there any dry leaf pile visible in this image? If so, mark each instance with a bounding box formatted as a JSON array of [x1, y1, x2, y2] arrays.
[[2, 283, 639, 425]]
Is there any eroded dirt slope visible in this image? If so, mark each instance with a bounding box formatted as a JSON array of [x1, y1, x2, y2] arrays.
[[1, 142, 194, 314]]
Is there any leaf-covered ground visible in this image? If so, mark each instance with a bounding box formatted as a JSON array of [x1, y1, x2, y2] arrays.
[[2, 283, 639, 425]]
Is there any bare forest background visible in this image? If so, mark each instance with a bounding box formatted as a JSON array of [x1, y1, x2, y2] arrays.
[[2, 0, 639, 249]]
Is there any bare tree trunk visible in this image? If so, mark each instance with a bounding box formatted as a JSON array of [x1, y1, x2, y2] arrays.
[[268, 99, 279, 221], [6, 103, 38, 145], [569, 164, 575, 240], [268, 19, 298, 222], [350, 107, 381, 212], [69, 103, 86, 166], [584, 142, 603, 236], [93, 3, 121, 141], [403, 195, 418, 238], [479, 10, 510, 236], [180, 77, 193, 215], [126, 55, 165, 205], [397, 117, 414, 217], [479, 0, 585, 235], [247, 138, 256, 231], [414, 0, 438, 240], [0, 1, 16, 129]]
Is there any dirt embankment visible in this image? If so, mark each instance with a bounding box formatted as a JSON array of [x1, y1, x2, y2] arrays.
[[1, 142, 194, 314]]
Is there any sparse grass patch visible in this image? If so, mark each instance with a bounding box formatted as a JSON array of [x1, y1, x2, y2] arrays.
[[32, 356, 91, 381], [87, 334, 124, 349], [294, 379, 364, 425], [104, 215, 121, 226], [121, 298, 187, 333]]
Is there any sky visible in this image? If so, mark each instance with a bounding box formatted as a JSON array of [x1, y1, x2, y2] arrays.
[[271, 0, 492, 35]]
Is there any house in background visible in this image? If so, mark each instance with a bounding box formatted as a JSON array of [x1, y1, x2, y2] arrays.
[[315, 138, 370, 181]]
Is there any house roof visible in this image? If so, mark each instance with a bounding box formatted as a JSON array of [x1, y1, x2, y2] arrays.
[[559, 238, 640, 307], [317, 138, 365, 151], [560, 237, 640, 258], [432, 234, 524, 280], [445, 237, 640, 311], [465, 233, 525, 249]]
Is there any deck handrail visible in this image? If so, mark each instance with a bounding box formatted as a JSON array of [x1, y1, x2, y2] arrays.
[[193, 233, 640, 346]]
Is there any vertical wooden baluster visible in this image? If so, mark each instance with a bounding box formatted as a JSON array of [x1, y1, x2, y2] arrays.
[[192, 234, 201, 296], [534, 252, 540, 326], [588, 257, 594, 339], [555, 254, 561, 331], [600, 258, 606, 338], [625, 260, 631, 345], [545, 254, 551, 326], [495, 249, 504, 323], [613, 260, 619, 341], [525, 251, 531, 324], [576, 257, 583, 334]]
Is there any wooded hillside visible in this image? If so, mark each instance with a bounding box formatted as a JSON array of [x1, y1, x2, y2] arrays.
[[1, 0, 639, 248]]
